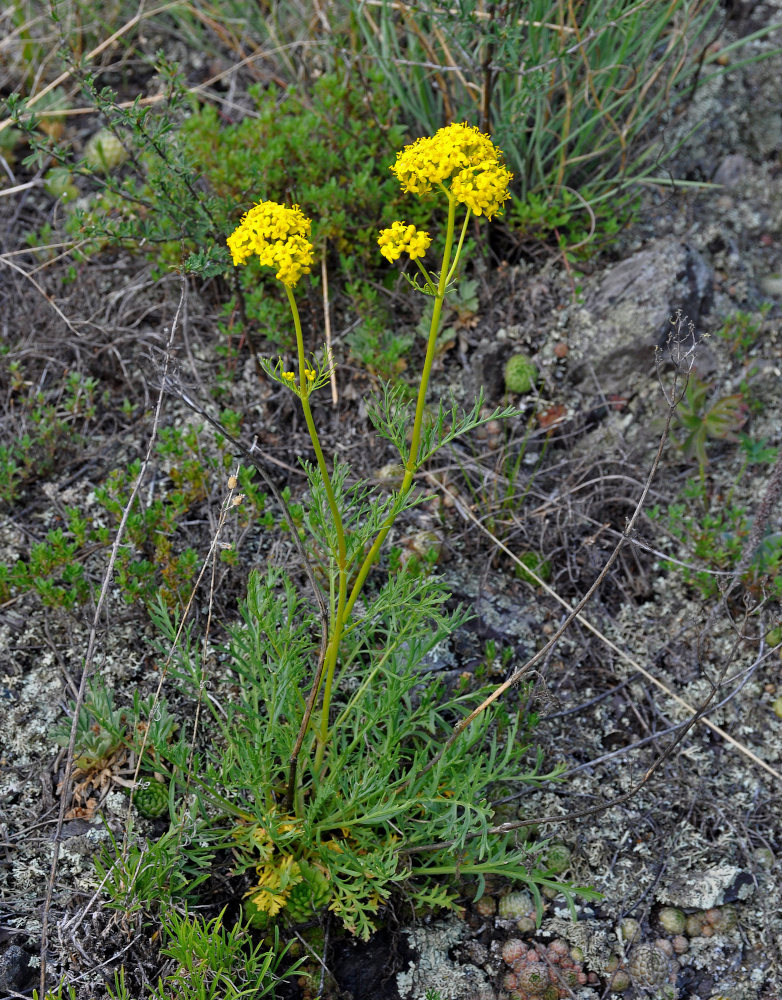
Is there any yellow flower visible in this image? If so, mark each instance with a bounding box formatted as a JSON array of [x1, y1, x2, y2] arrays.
[[391, 122, 512, 218], [377, 220, 432, 262], [227, 201, 314, 286], [304, 368, 316, 382]]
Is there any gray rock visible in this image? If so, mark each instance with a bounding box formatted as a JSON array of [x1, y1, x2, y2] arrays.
[[658, 864, 755, 909], [397, 915, 496, 1000], [0, 945, 30, 991], [713, 153, 754, 190], [568, 237, 713, 391], [758, 273, 782, 299]]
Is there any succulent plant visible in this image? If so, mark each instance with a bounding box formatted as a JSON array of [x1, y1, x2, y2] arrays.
[[475, 894, 497, 918], [502, 938, 589, 999], [504, 971, 520, 991], [620, 916, 641, 944], [504, 353, 538, 394], [544, 844, 572, 875], [752, 846, 775, 868], [658, 906, 686, 934], [516, 962, 549, 995], [515, 551, 552, 585], [374, 462, 405, 488], [704, 905, 737, 933], [284, 861, 332, 924], [685, 912, 705, 936], [499, 890, 535, 921], [134, 778, 169, 819], [82, 128, 129, 173], [628, 943, 670, 987], [609, 970, 632, 992], [502, 938, 527, 964]]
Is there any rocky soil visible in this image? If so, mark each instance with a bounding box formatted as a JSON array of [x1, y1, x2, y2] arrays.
[[1, 3, 782, 1000]]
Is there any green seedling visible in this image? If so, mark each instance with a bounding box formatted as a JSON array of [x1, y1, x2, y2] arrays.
[[674, 375, 746, 476]]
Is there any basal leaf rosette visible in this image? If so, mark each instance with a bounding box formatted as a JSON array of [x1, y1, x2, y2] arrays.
[[227, 200, 314, 286], [391, 122, 512, 218]]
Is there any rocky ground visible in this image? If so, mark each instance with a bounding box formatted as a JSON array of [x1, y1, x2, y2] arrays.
[[1, 3, 782, 999]]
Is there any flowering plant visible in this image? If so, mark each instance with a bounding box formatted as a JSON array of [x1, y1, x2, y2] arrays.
[[206, 123, 597, 937]]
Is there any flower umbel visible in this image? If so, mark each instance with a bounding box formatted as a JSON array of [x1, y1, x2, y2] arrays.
[[391, 122, 512, 218], [377, 221, 432, 262], [227, 201, 314, 286]]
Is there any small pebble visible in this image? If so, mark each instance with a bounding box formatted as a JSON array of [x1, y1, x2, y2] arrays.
[[0, 946, 29, 992]]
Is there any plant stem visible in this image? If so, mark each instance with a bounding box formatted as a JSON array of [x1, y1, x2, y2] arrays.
[[285, 286, 348, 774], [288, 197, 465, 773], [444, 209, 471, 286], [343, 196, 462, 623], [286, 287, 346, 563]]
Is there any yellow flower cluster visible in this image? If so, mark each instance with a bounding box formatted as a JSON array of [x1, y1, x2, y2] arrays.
[[391, 122, 512, 218], [227, 201, 314, 286], [377, 220, 432, 262]]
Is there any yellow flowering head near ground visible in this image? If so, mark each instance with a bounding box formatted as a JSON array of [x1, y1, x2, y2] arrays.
[[391, 122, 512, 218], [377, 220, 432, 262], [227, 201, 314, 286]]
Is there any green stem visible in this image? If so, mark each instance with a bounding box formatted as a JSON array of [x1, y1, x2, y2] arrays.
[[444, 210, 471, 286], [414, 258, 436, 294], [343, 197, 463, 622], [316, 578, 347, 767], [286, 286, 346, 563], [406, 196, 459, 478], [285, 285, 348, 768]]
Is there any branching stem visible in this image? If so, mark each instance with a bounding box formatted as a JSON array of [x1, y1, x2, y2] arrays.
[[285, 201, 468, 787]]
